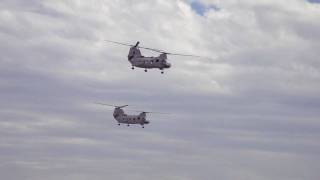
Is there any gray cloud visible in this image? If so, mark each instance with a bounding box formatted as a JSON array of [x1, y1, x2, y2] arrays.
[[1, 0, 320, 179]]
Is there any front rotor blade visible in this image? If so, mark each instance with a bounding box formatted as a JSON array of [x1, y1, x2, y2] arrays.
[[94, 103, 129, 108], [94, 102, 116, 107], [105, 40, 133, 47], [95, 102, 129, 108]]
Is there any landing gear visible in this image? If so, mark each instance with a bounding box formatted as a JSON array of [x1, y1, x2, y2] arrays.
[[161, 71, 164, 74], [144, 69, 147, 72], [131, 66, 134, 70], [142, 126, 144, 128], [127, 124, 130, 126], [118, 123, 120, 126]]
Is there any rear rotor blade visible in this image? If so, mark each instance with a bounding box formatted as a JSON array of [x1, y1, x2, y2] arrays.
[[128, 110, 171, 115], [166, 52, 204, 58], [138, 46, 164, 53], [144, 111, 171, 115], [139, 46, 208, 58]]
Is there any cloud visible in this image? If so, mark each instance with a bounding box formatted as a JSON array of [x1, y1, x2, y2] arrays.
[[1, 0, 320, 179]]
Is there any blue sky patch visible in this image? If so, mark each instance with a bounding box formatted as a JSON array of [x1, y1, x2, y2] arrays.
[[307, 0, 320, 3], [190, 1, 219, 16]]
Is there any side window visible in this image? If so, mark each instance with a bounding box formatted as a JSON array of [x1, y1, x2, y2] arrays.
[[156, 59, 159, 62]]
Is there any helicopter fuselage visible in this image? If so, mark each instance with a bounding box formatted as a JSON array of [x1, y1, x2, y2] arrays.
[[113, 108, 149, 127], [106, 40, 202, 73], [128, 46, 171, 73], [131, 57, 171, 69]]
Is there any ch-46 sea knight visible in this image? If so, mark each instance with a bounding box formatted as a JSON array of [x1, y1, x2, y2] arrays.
[[105, 40, 204, 74], [95, 103, 168, 128]]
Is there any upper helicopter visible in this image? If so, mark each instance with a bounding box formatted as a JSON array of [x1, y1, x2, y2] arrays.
[[105, 40, 204, 74]]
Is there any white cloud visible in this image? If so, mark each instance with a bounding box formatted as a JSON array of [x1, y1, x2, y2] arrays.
[[1, 0, 320, 179]]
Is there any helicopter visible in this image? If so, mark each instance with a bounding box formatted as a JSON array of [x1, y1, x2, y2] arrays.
[[105, 40, 203, 74], [95, 103, 168, 128]]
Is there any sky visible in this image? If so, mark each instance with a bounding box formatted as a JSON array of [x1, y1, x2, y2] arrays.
[[0, 0, 320, 179]]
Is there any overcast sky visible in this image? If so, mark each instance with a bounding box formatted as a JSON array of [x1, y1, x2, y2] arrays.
[[1, 0, 320, 179]]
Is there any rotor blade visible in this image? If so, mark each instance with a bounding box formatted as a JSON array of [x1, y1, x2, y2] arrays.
[[94, 102, 116, 107], [94, 102, 128, 108], [104, 40, 159, 52], [138, 46, 164, 53], [105, 40, 133, 47], [127, 110, 171, 115], [105, 40, 211, 59], [166, 52, 204, 58], [139, 46, 207, 58], [144, 111, 171, 115]]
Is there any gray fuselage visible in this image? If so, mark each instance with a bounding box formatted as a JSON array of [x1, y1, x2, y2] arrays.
[[128, 47, 171, 70], [113, 108, 149, 125]]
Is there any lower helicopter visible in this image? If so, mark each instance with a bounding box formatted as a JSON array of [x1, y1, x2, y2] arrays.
[[95, 103, 168, 128]]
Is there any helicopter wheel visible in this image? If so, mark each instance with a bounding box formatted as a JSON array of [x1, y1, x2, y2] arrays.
[[142, 126, 144, 128], [144, 69, 147, 72], [161, 71, 164, 74], [118, 123, 120, 126], [131, 67, 134, 70], [127, 124, 130, 126]]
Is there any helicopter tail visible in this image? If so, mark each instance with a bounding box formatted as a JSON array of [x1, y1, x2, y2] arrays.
[[139, 112, 147, 118]]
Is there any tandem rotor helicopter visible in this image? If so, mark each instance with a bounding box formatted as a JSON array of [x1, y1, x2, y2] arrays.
[[105, 40, 205, 74], [95, 103, 168, 128]]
